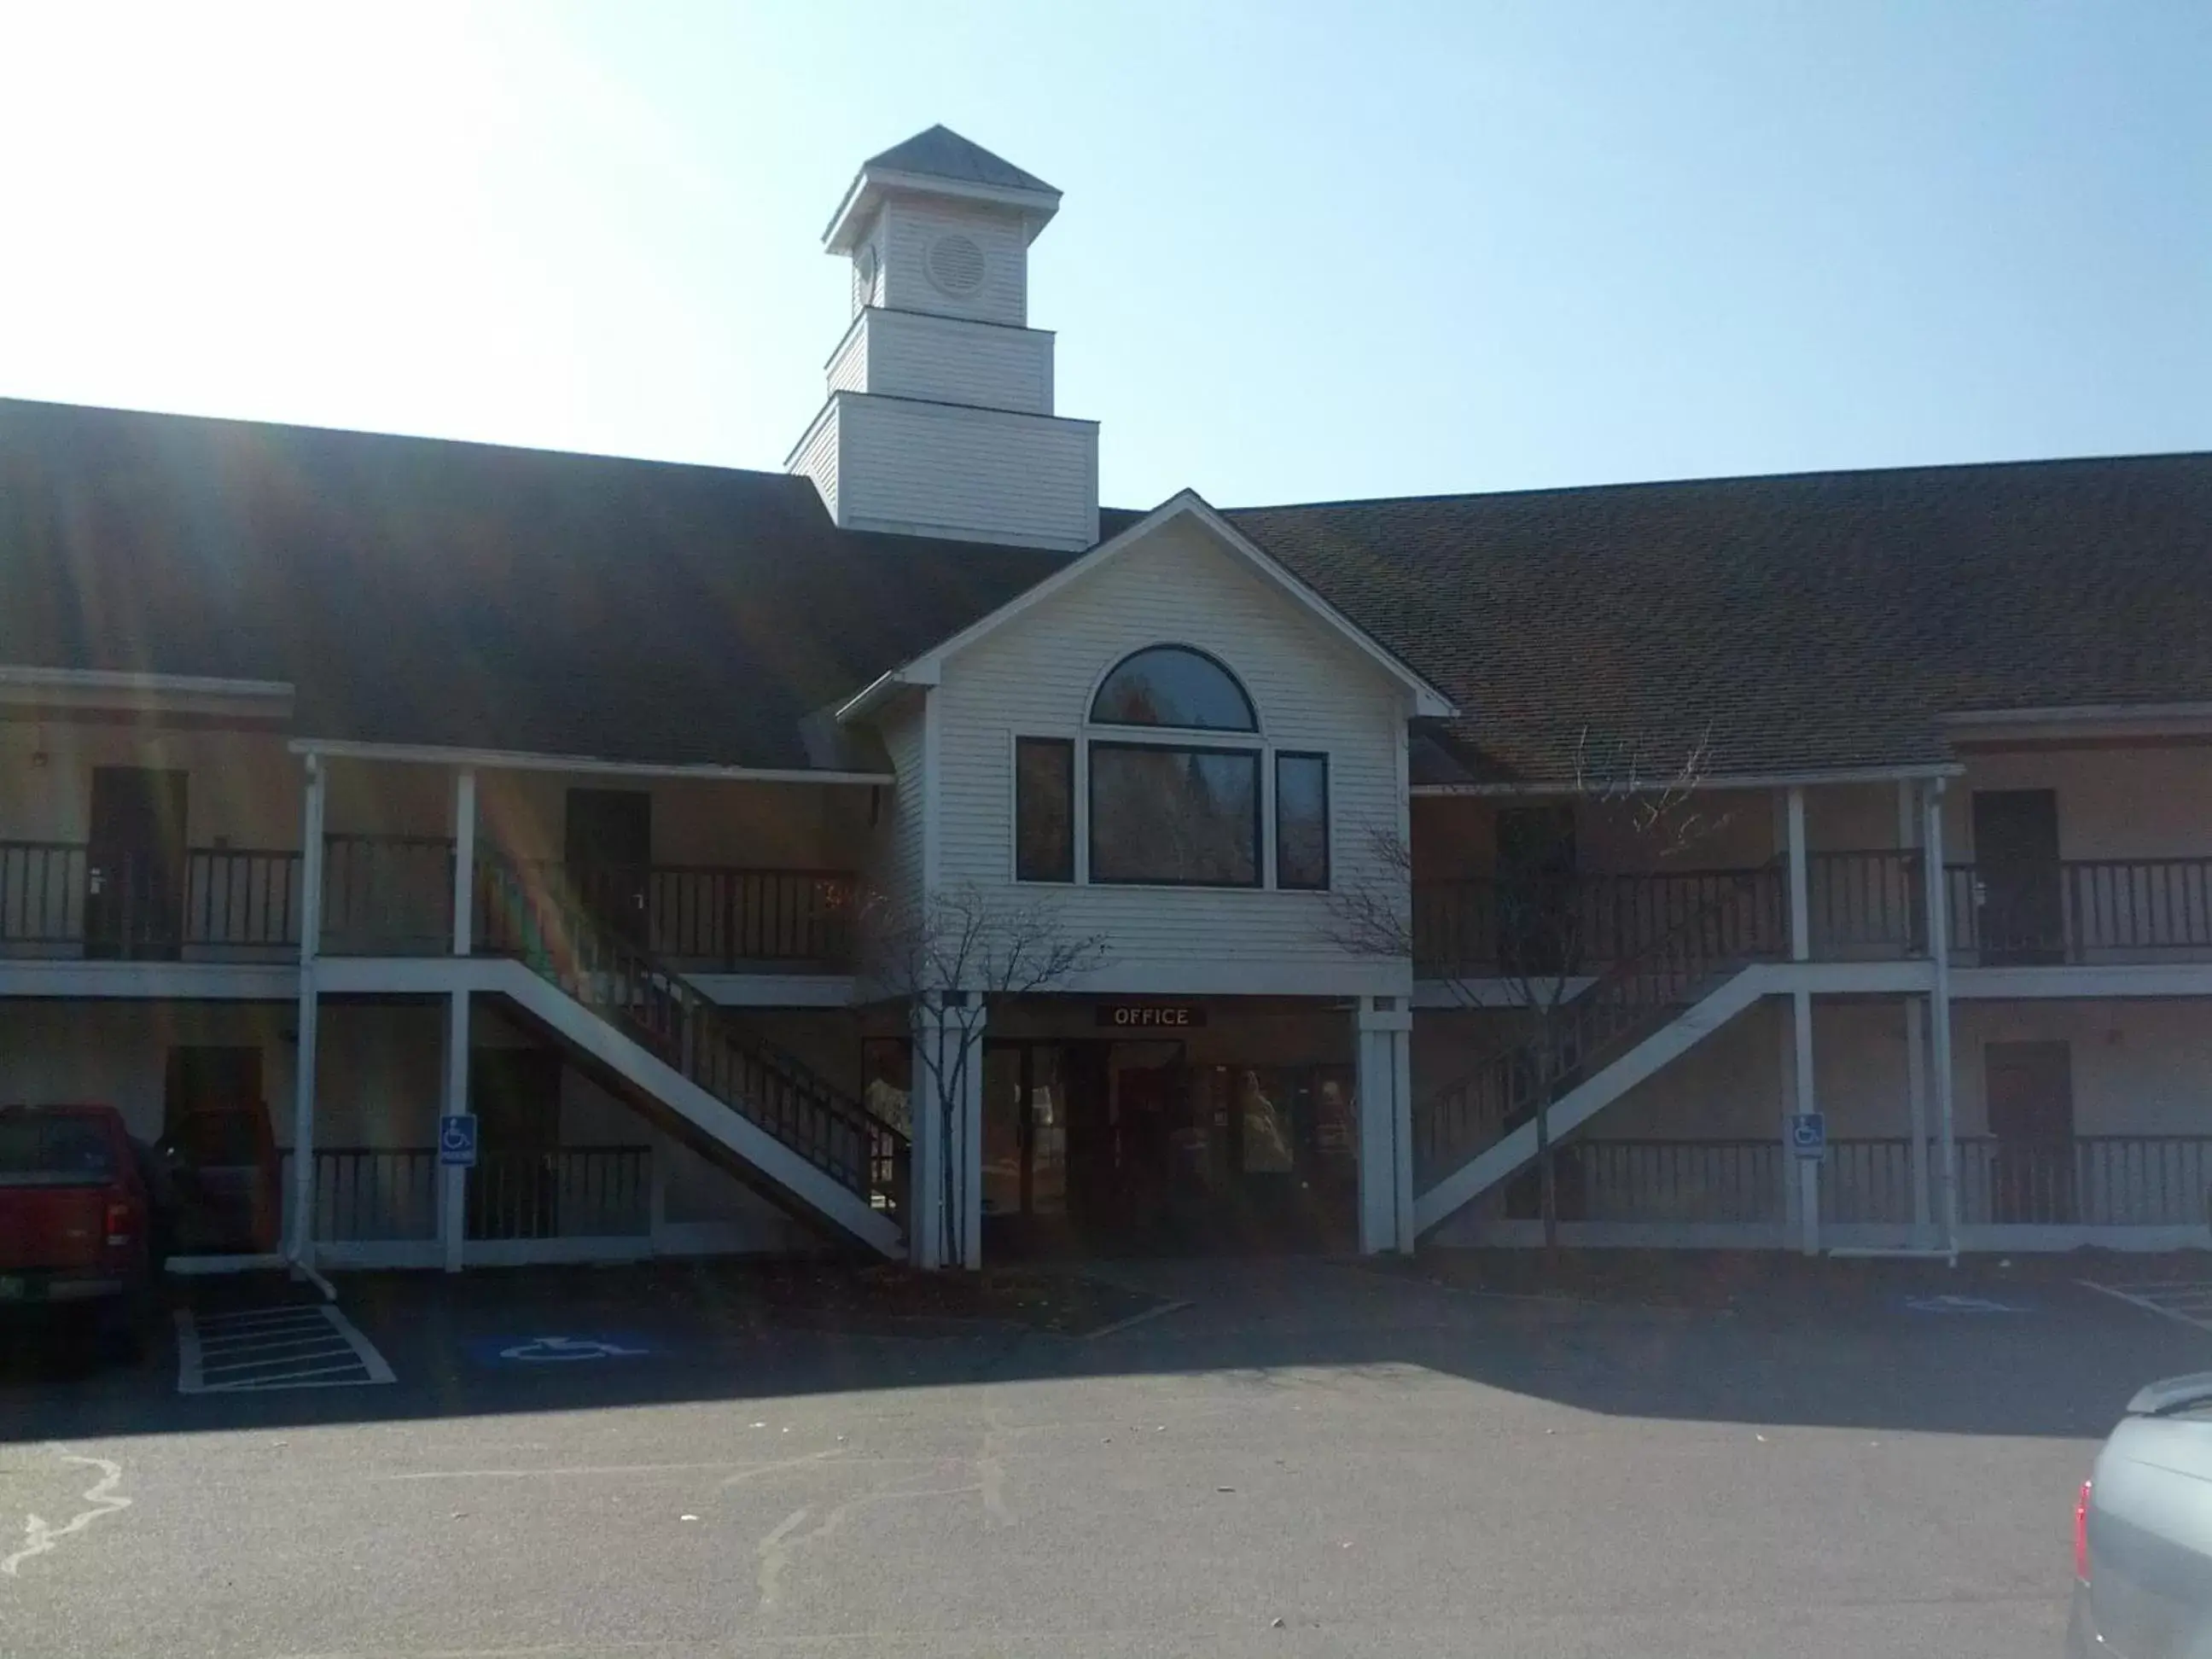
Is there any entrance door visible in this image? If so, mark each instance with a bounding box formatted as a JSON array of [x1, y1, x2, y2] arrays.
[[1495, 805, 1577, 972], [981, 1043, 1072, 1247], [466, 1047, 563, 1239], [85, 767, 189, 960], [565, 789, 652, 941], [1985, 1039, 2075, 1224], [1061, 1043, 1115, 1235], [1973, 790, 2064, 964]]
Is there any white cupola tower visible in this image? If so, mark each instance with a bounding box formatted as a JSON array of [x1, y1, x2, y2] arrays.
[[786, 125, 1100, 551]]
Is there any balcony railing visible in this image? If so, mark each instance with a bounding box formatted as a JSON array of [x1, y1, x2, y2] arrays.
[[1417, 853, 2212, 973], [464, 1145, 652, 1241], [277, 1144, 653, 1243], [280, 1146, 441, 1243], [1530, 1134, 2212, 1230], [1412, 866, 1790, 979], [0, 837, 857, 970], [1947, 858, 2212, 965]]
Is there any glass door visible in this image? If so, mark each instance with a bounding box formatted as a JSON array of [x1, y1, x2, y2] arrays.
[[981, 1043, 1072, 1228]]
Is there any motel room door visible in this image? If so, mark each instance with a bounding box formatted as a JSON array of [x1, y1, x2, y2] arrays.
[[85, 766, 189, 960]]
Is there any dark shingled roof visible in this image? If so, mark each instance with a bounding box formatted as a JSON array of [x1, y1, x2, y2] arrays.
[[861, 125, 1057, 197], [1226, 452, 2212, 786], [3, 396, 2208, 785], [0, 399, 1066, 770]]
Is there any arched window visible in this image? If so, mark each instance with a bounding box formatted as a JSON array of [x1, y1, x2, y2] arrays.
[[1090, 646, 1256, 732]]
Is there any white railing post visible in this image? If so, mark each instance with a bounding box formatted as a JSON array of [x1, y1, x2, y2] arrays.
[[287, 754, 326, 1271], [1923, 779, 1959, 1254], [442, 768, 477, 1274]]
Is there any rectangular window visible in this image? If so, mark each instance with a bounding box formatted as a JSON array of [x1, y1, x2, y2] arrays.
[[1275, 752, 1330, 890], [1014, 737, 1074, 882], [1089, 742, 1260, 887]]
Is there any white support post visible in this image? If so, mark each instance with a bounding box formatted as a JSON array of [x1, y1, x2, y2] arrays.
[[1793, 987, 1819, 1255], [1784, 787, 1819, 1252], [1786, 786, 1811, 964], [287, 755, 326, 1271], [1899, 780, 1932, 1246], [1356, 996, 1417, 1254], [441, 769, 476, 1274], [959, 997, 986, 1272], [1777, 1000, 1799, 1231], [1923, 779, 1960, 1254], [907, 994, 985, 1271]]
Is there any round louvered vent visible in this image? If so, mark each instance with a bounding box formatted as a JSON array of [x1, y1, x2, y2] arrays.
[[925, 233, 986, 297]]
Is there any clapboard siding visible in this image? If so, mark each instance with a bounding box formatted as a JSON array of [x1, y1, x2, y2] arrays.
[[825, 316, 868, 396], [873, 701, 928, 917], [788, 399, 840, 520], [930, 516, 1412, 993], [835, 393, 1097, 551], [854, 308, 1052, 415], [877, 199, 1027, 328]]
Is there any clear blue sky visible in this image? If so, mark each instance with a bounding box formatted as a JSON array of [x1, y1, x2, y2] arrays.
[[1, 2, 2204, 509]]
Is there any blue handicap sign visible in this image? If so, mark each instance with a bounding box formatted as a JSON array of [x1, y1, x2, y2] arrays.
[[438, 1115, 479, 1168], [1788, 1112, 1826, 1158]]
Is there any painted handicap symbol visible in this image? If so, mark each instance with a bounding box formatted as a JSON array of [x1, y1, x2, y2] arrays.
[[497, 1335, 652, 1362], [1905, 1293, 2029, 1315]]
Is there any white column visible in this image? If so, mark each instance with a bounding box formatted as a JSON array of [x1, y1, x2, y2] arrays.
[[1793, 987, 1819, 1255], [1356, 996, 1416, 1254], [907, 994, 985, 1270], [1784, 787, 1819, 1251], [287, 755, 326, 1268], [958, 997, 986, 1272], [1923, 779, 1960, 1252], [440, 769, 476, 1274], [1776, 1001, 1799, 1231], [1786, 786, 1811, 963], [1900, 780, 1932, 1245]]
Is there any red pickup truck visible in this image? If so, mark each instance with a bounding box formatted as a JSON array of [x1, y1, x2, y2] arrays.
[[0, 1103, 159, 1357]]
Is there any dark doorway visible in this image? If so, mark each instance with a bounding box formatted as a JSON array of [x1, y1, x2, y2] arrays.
[[85, 767, 189, 960], [1061, 1042, 1115, 1233], [565, 789, 652, 940], [1985, 1039, 2075, 1224], [981, 1042, 1072, 1250], [162, 1046, 264, 1141], [1034, 1042, 1353, 1255], [1495, 804, 1577, 972], [1972, 790, 2064, 964], [466, 1046, 563, 1239]]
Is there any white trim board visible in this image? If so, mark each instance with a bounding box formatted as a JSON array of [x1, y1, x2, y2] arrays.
[[0, 959, 297, 1001], [834, 492, 1455, 723], [1412, 763, 1962, 797], [1951, 963, 2212, 999], [288, 738, 888, 787]]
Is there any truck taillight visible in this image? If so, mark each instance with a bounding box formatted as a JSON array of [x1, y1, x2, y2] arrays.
[[2074, 1479, 2093, 1582], [105, 1197, 136, 1249]]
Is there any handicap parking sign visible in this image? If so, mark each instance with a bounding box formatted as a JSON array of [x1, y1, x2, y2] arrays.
[[438, 1115, 478, 1168], [1789, 1112, 1826, 1159]]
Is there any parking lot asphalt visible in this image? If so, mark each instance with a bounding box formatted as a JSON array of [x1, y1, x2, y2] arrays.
[[3, 1253, 2207, 1657]]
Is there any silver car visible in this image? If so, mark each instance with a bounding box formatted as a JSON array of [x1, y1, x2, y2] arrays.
[[2072, 1373, 2212, 1656]]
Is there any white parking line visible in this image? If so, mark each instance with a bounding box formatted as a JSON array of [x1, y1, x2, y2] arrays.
[[2080, 1279, 2212, 1334], [176, 1304, 395, 1394]]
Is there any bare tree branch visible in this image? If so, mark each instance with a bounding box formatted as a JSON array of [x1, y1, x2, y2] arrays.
[[855, 882, 1109, 1270], [1327, 728, 1726, 1246]]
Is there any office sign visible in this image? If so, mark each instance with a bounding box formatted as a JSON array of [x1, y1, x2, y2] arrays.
[[1096, 1004, 1207, 1030]]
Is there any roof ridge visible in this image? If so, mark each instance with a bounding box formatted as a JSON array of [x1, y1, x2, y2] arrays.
[[1224, 447, 2212, 517]]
